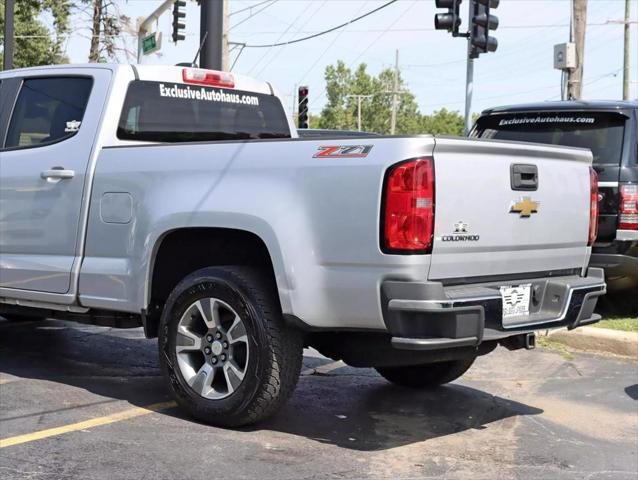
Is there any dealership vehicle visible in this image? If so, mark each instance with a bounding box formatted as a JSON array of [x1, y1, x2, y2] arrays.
[[0, 65, 605, 426], [472, 101, 638, 299]]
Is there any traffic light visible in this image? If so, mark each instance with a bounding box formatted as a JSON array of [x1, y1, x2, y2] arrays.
[[434, 0, 462, 36], [172, 0, 186, 43], [298, 86, 309, 129], [470, 0, 499, 58]]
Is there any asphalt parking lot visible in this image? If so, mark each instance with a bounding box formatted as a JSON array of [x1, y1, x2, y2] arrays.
[[1, 318, 637, 480]]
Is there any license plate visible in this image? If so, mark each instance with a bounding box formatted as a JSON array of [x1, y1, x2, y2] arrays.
[[500, 284, 531, 319]]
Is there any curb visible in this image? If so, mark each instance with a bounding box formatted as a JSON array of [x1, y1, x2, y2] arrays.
[[540, 326, 638, 358]]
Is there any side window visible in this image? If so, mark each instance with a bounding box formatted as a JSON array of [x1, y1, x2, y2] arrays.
[[4, 77, 93, 149]]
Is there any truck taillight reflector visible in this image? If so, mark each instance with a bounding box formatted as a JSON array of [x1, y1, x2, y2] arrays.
[[588, 167, 599, 246], [182, 68, 235, 88], [619, 183, 638, 230], [382, 158, 435, 253]]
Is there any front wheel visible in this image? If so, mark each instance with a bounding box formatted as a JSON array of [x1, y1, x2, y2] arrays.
[[375, 356, 476, 389], [159, 266, 303, 427]]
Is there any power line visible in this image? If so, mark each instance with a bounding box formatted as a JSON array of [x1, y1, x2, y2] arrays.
[[241, 0, 399, 48], [229, 0, 273, 17], [17, 18, 630, 40], [296, 0, 370, 85], [230, 1, 278, 30], [232, 21, 633, 36], [248, 0, 326, 75], [310, 0, 417, 110], [420, 83, 561, 110], [546, 68, 623, 100]]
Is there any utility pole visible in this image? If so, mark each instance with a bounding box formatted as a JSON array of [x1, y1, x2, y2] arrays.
[[567, 0, 588, 99], [346, 95, 373, 131], [200, 0, 229, 70], [390, 50, 399, 135], [3, 0, 15, 70], [623, 0, 631, 100], [464, 0, 474, 135]]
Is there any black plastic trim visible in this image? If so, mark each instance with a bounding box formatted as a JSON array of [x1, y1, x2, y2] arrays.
[[510, 163, 538, 191], [383, 274, 606, 351]]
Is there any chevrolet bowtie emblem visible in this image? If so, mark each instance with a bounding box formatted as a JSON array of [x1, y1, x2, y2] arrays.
[[510, 197, 539, 217]]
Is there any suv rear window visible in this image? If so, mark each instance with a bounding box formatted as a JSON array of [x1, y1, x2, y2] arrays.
[[473, 112, 626, 165], [117, 80, 291, 142]]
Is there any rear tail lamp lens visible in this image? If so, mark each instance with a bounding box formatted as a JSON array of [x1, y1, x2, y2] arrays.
[[619, 184, 638, 230], [588, 167, 599, 246], [382, 158, 435, 253]]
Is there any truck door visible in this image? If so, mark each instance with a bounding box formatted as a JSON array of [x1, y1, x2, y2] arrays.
[[0, 70, 110, 294]]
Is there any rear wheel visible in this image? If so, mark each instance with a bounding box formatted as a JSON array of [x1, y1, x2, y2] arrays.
[[159, 266, 303, 427], [375, 356, 476, 389]]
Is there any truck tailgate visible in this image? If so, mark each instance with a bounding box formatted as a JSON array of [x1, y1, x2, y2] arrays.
[[429, 138, 592, 281]]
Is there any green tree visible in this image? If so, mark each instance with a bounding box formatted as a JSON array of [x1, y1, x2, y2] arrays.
[[420, 108, 465, 136], [0, 0, 71, 69], [314, 60, 477, 136], [318, 61, 421, 135]]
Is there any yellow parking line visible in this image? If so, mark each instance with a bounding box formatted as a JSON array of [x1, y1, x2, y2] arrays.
[[0, 401, 177, 449]]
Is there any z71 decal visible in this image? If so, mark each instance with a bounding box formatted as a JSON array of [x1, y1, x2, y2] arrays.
[[313, 145, 373, 158]]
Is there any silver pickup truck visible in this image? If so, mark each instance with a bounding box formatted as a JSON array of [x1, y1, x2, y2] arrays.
[[0, 64, 605, 426]]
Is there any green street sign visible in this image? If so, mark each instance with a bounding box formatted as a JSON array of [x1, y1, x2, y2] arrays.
[[142, 32, 161, 55]]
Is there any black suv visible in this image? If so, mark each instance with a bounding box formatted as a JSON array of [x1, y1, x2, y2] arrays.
[[472, 101, 638, 299]]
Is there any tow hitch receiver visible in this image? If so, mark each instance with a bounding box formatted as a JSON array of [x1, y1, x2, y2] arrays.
[[501, 332, 536, 351]]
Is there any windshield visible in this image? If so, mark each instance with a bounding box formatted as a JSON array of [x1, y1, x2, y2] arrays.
[[117, 80, 291, 142], [473, 112, 626, 165]]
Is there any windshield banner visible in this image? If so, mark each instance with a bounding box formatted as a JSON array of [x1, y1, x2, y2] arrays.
[[158, 83, 260, 106], [498, 116, 595, 126]]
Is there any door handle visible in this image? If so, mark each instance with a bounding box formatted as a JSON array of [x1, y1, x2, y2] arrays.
[[41, 167, 75, 181], [510, 164, 538, 191]]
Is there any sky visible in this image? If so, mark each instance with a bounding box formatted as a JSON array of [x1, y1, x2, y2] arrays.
[[59, 0, 637, 117]]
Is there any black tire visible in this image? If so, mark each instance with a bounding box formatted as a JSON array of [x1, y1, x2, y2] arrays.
[[158, 266, 303, 427], [375, 356, 476, 389]]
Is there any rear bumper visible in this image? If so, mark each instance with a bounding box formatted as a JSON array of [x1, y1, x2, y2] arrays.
[[382, 268, 606, 351], [590, 235, 638, 288]]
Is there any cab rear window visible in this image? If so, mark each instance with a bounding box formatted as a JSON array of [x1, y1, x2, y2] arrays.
[[473, 112, 626, 165], [117, 80, 291, 142]]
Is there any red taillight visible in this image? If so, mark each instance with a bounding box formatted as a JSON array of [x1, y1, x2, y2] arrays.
[[619, 183, 638, 230], [182, 68, 235, 88], [588, 167, 599, 246], [382, 158, 435, 253]]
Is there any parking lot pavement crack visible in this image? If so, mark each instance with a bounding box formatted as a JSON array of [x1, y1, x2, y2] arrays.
[[568, 362, 584, 377]]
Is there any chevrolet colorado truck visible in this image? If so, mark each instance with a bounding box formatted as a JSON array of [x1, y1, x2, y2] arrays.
[[0, 65, 606, 426], [472, 101, 637, 304]]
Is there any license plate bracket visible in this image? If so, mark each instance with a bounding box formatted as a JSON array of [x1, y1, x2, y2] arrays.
[[500, 284, 531, 322]]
